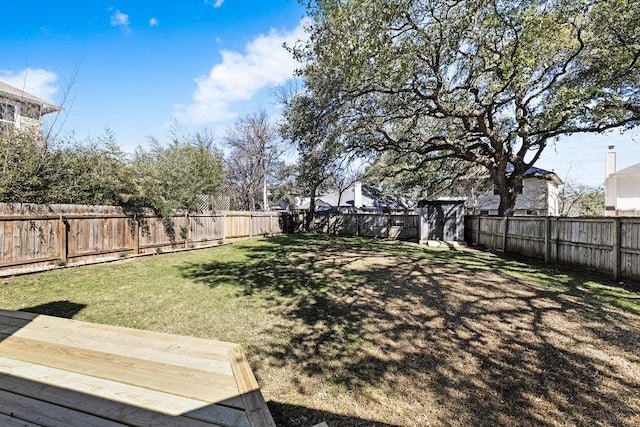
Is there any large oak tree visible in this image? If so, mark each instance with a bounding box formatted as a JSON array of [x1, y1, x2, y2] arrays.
[[294, 0, 639, 215]]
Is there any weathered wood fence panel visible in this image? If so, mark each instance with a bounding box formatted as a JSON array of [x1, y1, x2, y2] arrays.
[[251, 211, 283, 236], [67, 214, 133, 259], [225, 212, 252, 239], [0, 204, 284, 271], [310, 212, 419, 240], [189, 213, 224, 246], [0, 216, 61, 266], [465, 215, 640, 281]]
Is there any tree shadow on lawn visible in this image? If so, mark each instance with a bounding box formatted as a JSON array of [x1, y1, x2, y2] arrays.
[[19, 300, 87, 319], [180, 235, 640, 427]]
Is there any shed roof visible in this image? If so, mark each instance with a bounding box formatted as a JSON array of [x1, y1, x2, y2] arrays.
[[0, 80, 61, 114]]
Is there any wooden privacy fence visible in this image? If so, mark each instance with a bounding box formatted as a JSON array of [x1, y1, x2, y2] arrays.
[[308, 212, 420, 240], [465, 215, 640, 281], [0, 204, 285, 271]]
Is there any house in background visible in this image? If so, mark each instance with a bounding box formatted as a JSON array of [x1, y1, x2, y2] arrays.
[[298, 182, 410, 212], [605, 146, 640, 216], [0, 81, 60, 133], [474, 166, 563, 216]]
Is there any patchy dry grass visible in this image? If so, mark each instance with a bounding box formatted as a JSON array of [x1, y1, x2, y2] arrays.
[[1, 235, 639, 426]]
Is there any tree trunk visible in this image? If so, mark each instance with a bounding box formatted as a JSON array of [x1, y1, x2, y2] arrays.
[[498, 192, 518, 216], [263, 177, 269, 210], [306, 186, 317, 232], [495, 178, 521, 217], [491, 163, 524, 217]]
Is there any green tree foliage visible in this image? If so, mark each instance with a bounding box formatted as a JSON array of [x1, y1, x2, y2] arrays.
[[267, 161, 300, 208], [133, 129, 224, 216], [1, 125, 224, 215], [47, 130, 138, 205], [0, 129, 49, 203], [0, 128, 136, 205], [296, 0, 640, 215], [365, 153, 491, 207], [280, 91, 346, 227]]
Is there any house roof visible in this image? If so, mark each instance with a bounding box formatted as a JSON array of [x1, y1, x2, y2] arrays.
[[0, 81, 61, 115], [506, 164, 563, 185], [298, 183, 410, 210], [300, 189, 375, 209], [610, 162, 640, 176]]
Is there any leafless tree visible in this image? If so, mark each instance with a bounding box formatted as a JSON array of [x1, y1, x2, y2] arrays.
[[224, 110, 288, 210]]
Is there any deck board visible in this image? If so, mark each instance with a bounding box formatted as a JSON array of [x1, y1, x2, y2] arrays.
[[0, 309, 275, 427]]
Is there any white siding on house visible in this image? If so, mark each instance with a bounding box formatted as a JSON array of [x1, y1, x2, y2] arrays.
[[477, 177, 560, 216], [604, 162, 640, 216]]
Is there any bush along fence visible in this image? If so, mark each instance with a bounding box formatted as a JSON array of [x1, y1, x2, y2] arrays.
[[0, 203, 285, 271], [465, 215, 640, 282]]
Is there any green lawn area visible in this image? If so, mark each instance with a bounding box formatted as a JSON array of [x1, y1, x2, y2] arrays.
[[1, 234, 639, 426]]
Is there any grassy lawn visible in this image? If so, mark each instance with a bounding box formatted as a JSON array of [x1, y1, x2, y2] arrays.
[[1, 234, 640, 426]]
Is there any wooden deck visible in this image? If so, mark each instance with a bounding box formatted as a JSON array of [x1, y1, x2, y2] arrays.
[[0, 309, 275, 427]]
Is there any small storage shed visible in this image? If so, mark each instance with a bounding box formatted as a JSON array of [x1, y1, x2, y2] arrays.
[[418, 200, 466, 244]]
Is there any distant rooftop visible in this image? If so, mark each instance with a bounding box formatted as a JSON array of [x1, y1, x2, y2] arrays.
[[506, 164, 563, 184]]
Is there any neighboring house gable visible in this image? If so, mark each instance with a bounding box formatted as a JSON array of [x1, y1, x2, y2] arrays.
[[0, 81, 60, 133], [605, 160, 640, 217], [475, 166, 562, 216], [299, 182, 375, 211], [298, 182, 410, 212]]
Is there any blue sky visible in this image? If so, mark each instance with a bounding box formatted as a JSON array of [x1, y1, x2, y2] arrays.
[[0, 1, 306, 150], [1, 0, 638, 188]]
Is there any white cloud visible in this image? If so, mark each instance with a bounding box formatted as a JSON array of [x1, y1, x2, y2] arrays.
[[205, 0, 224, 8], [0, 68, 58, 102], [110, 10, 130, 29], [149, 17, 159, 27], [176, 19, 309, 124]]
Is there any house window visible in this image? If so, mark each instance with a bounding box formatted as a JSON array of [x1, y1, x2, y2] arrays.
[[20, 102, 40, 120], [0, 102, 16, 124], [0, 102, 15, 134]]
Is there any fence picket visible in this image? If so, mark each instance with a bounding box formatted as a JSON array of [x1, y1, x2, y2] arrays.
[[465, 215, 640, 282], [0, 204, 285, 270]]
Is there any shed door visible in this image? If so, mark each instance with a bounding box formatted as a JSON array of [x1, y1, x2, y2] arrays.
[[427, 204, 459, 240]]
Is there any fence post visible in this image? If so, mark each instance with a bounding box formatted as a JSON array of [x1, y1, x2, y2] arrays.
[[222, 212, 227, 244], [502, 216, 509, 252], [329, 212, 334, 235], [554, 217, 560, 263], [612, 217, 621, 281], [249, 213, 253, 238], [59, 214, 68, 264], [476, 216, 481, 245], [404, 210, 409, 240], [134, 216, 140, 254], [544, 216, 551, 264], [184, 211, 190, 249]]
